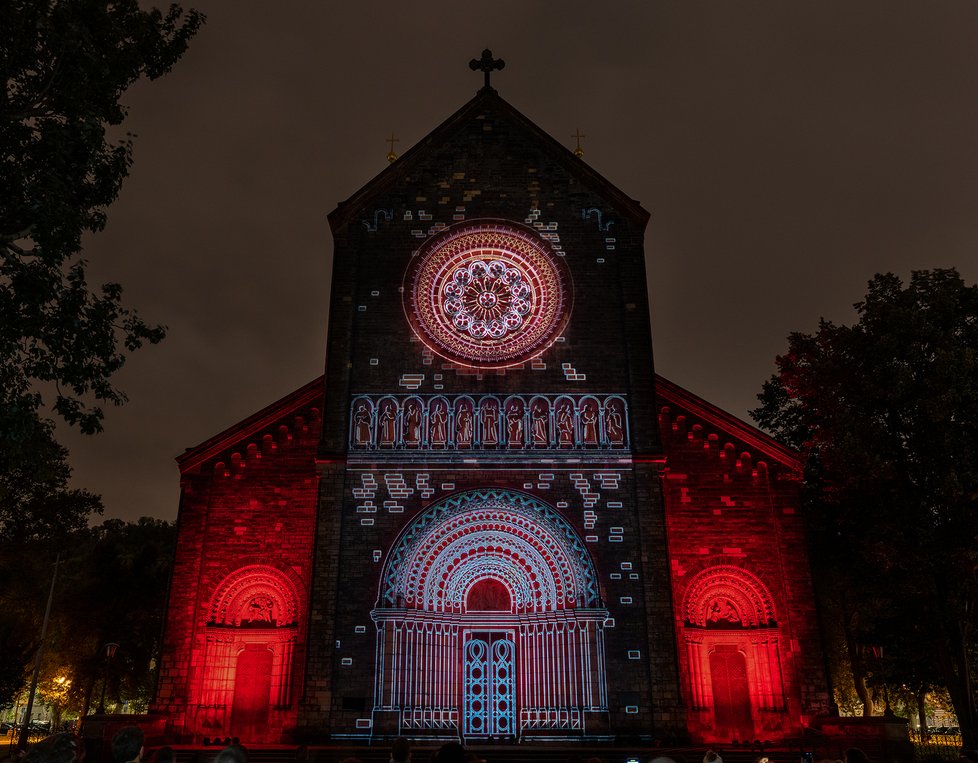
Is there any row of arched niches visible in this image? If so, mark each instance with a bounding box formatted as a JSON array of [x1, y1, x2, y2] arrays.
[[349, 394, 629, 451]]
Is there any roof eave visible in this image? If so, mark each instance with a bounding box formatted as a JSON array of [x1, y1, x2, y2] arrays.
[[655, 373, 802, 471], [177, 376, 324, 473]]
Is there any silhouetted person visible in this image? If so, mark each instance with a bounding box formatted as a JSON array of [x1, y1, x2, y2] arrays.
[[703, 751, 722, 763], [24, 734, 83, 763], [844, 748, 869, 763], [435, 742, 466, 763], [111, 727, 145, 763], [391, 738, 411, 763], [213, 746, 247, 763]]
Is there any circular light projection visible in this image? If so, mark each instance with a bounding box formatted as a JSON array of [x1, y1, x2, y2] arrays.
[[403, 221, 572, 368]]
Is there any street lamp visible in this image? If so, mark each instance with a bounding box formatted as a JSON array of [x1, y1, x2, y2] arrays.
[[16, 552, 62, 752], [97, 643, 120, 714]]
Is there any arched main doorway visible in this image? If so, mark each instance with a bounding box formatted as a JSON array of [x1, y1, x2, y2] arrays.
[[681, 565, 786, 742], [195, 563, 302, 742], [371, 489, 609, 741]]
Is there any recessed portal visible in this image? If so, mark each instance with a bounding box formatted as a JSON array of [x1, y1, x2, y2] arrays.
[[467, 578, 512, 611]]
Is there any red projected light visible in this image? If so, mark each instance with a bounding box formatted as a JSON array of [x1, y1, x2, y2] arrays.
[[403, 221, 572, 368]]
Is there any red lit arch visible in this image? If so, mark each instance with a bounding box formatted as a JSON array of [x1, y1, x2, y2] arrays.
[[195, 562, 304, 743], [466, 578, 512, 611], [379, 489, 600, 612], [208, 563, 302, 627], [682, 565, 777, 629], [679, 565, 786, 743]]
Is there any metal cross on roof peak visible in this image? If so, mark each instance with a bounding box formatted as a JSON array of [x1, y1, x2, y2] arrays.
[[469, 49, 505, 93], [385, 132, 399, 163]]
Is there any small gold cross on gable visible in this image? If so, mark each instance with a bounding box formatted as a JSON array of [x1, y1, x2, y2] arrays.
[[572, 128, 586, 158], [386, 132, 399, 163]]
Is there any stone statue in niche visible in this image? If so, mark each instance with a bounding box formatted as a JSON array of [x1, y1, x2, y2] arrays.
[[353, 402, 372, 446], [404, 401, 422, 446], [480, 401, 499, 446], [531, 401, 549, 446], [557, 402, 574, 446], [379, 402, 397, 447], [506, 403, 523, 446], [605, 400, 624, 445], [430, 402, 448, 446], [456, 404, 473, 447], [707, 597, 742, 625], [581, 401, 599, 445]]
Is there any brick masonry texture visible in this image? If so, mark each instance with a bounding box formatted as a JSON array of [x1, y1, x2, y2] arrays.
[[155, 89, 827, 746]]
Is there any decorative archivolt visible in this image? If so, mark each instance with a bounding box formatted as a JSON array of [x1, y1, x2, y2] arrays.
[[682, 565, 778, 629], [350, 393, 628, 451], [208, 563, 302, 628], [379, 489, 601, 612]]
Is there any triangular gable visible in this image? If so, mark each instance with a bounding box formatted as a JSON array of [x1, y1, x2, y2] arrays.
[[177, 376, 323, 474], [327, 89, 649, 233], [655, 373, 801, 473]]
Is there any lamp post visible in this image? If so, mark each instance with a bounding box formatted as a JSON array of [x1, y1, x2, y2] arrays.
[[17, 552, 62, 752], [97, 643, 120, 714]]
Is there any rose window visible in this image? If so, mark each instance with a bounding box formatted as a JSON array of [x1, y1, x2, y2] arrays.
[[443, 260, 532, 339], [404, 222, 571, 368]]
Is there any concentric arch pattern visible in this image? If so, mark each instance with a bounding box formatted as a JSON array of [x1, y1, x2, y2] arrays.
[[379, 489, 601, 612]]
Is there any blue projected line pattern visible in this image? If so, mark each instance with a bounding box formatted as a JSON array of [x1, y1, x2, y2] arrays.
[[370, 489, 610, 739], [350, 393, 628, 450], [379, 489, 601, 610]]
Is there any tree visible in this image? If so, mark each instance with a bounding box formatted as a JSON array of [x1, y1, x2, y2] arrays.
[[59, 518, 176, 715], [0, 540, 56, 710], [0, 0, 203, 536], [0, 411, 101, 543], [0, 518, 176, 712], [752, 269, 978, 746]]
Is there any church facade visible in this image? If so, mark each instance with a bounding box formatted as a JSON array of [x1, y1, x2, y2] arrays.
[[152, 68, 829, 745]]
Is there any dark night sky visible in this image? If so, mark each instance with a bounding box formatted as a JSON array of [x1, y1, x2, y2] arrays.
[[59, 1, 978, 523]]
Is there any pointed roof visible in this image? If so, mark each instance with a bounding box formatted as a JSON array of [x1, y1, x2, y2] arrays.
[[176, 376, 323, 473], [655, 373, 801, 471], [328, 88, 650, 233]]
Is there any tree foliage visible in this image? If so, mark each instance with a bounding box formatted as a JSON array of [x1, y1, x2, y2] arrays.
[[752, 269, 978, 743], [1, 0, 203, 538], [0, 518, 176, 712], [0, 410, 101, 543]]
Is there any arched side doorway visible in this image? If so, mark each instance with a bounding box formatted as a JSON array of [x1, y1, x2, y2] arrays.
[[371, 489, 609, 741], [195, 563, 302, 743], [681, 565, 786, 742]]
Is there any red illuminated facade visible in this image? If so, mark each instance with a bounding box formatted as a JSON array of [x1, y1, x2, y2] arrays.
[[153, 83, 829, 745]]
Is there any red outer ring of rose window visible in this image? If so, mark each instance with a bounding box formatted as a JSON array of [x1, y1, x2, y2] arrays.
[[402, 220, 573, 370]]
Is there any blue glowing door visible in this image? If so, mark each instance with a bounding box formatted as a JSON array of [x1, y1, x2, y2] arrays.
[[463, 633, 515, 738]]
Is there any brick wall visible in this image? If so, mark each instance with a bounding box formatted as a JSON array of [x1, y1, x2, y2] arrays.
[[153, 395, 322, 742], [157, 88, 828, 747], [656, 395, 831, 742], [303, 91, 680, 740]]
